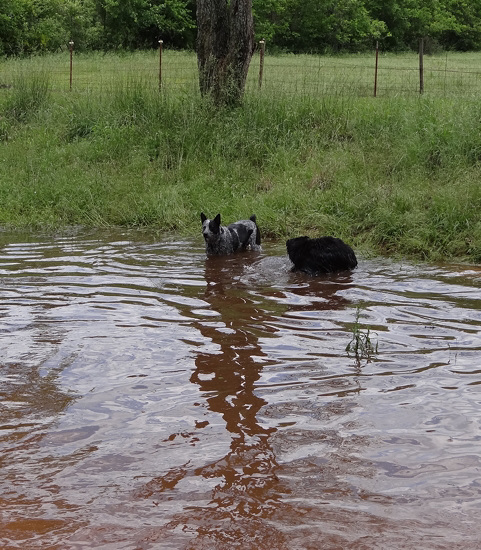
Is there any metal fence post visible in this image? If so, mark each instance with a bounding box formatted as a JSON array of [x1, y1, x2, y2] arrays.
[[258, 40, 265, 89], [374, 40, 379, 97], [69, 40, 74, 91], [419, 37, 424, 94], [158, 40, 163, 90]]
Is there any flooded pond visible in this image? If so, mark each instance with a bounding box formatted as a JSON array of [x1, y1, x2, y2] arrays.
[[1, 229, 481, 549]]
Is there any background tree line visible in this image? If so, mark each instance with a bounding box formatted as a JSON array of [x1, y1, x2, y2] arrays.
[[1, 0, 481, 56]]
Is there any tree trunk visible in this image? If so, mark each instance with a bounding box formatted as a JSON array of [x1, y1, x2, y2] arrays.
[[196, 0, 255, 106]]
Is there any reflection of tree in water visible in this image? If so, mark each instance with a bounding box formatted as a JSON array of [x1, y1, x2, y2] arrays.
[[138, 254, 376, 547], [136, 253, 289, 546], [189, 254, 281, 521]]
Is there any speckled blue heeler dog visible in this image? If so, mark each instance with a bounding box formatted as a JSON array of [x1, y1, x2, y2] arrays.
[[200, 213, 261, 255], [286, 236, 357, 275]]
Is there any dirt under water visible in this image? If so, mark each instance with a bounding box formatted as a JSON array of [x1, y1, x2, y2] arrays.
[[1, 229, 481, 549]]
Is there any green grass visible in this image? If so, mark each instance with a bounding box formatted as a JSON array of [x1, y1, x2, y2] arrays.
[[4, 49, 481, 97], [1, 51, 481, 263]]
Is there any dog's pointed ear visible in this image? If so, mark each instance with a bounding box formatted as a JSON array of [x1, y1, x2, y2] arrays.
[[200, 212, 207, 223], [214, 214, 221, 226]]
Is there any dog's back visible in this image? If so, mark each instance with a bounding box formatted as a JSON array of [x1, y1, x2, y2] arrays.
[[228, 215, 261, 250], [250, 215, 261, 247], [287, 236, 357, 274]]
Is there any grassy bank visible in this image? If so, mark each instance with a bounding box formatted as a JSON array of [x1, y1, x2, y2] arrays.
[[1, 53, 481, 263]]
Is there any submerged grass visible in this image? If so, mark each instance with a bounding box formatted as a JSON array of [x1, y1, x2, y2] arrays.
[[1, 53, 481, 263]]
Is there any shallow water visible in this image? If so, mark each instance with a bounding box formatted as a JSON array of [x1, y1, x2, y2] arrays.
[[1, 229, 481, 549]]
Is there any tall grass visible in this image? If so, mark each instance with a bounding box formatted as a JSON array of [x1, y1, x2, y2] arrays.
[[1, 53, 481, 263], [3, 69, 50, 122]]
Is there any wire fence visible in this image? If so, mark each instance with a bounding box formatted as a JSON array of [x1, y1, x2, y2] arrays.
[[2, 40, 481, 98]]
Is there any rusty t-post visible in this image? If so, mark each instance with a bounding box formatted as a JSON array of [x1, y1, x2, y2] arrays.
[[159, 40, 163, 90], [258, 40, 265, 89], [69, 41, 74, 91], [419, 38, 424, 94]]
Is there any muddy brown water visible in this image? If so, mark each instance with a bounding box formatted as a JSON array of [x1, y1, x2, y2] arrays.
[[1, 229, 481, 550]]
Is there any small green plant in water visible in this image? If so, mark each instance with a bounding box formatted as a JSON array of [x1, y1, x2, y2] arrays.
[[346, 305, 378, 361]]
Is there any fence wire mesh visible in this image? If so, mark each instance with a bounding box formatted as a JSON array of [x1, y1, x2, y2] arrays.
[[1, 48, 481, 98]]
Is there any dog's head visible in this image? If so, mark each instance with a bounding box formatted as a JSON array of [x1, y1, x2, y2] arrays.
[[286, 236, 310, 266], [200, 213, 221, 242]]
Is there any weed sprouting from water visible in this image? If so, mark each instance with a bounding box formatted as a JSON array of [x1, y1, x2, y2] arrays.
[[346, 305, 378, 361]]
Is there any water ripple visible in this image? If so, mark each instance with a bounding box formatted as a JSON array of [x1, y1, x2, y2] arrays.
[[1, 230, 481, 548]]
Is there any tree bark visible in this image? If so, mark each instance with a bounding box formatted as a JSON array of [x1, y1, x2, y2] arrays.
[[196, 0, 255, 106]]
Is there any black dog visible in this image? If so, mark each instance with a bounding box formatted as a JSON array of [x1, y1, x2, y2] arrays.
[[201, 213, 261, 255], [286, 236, 357, 275]]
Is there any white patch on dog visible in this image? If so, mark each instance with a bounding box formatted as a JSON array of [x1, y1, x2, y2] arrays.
[[286, 236, 357, 274], [201, 213, 261, 255]]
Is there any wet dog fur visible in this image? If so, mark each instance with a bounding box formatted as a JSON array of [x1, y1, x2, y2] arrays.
[[286, 236, 357, 275], [201, 213, 261, 255]]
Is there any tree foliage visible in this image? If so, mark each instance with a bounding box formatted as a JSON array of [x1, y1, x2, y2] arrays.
[[266, 0, 388, 52], [1, 0, 481, 56], [0, 0, 196, 55]]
